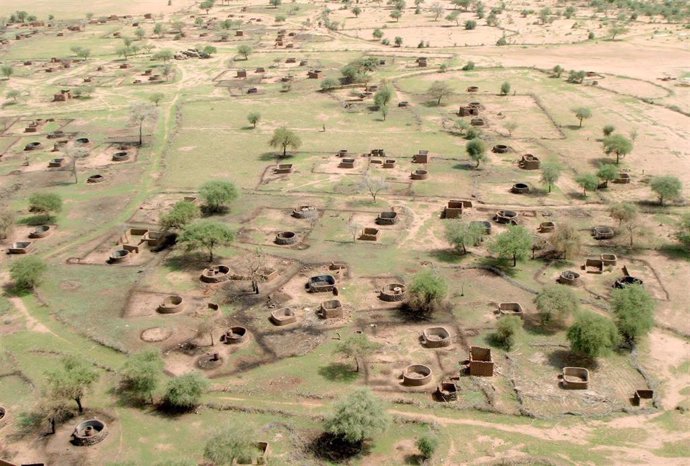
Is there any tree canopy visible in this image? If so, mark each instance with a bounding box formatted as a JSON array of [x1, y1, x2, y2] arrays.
[[573, 107, 592, 127], [28, 193, 62, 216], [428, 81, 453, 105], [567, 312, 620, 358], [324, 389, 390, 444], [406, 269, 448, 315], [334, 334, 381, 372], [10, 256, 47, 290], [535, 284, 579, 327], [160, 200, 200, 231], [550, 222, 582, 260], [120, 350, 164, 403], [540, 161, 562, 193], [444, 220, 484, 254], [489, 225, 533, 266], [465, 138, 487, 168], [178, 220, 235, 262], [268, 127, 302, 158], [203, 425, 255, 465], [46, 355, 99, 413], [163, 373, 209, 410], [602, 134, 633, 164], [650, 176, 682, 206], [199, 180, 238, 213], [611, 284, 655, 343]]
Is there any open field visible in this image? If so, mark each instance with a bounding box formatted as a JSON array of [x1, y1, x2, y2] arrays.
[[1, 0, 689, 465]]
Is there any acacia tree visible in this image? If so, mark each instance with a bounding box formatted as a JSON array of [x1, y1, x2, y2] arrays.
[[490, 225, 532, 266], [374, 85, 393, 112], [129, 102, 159, 146], [237, 44, 252, 60], [428, 81, 453, 105], [324, 389, 390, 446], [540, 161, 562, 193], [0, 209, 15, 240], [120, 350, 164, 404], [196, 317, 215, 346], [10, 256, 47, 290], [431, 3, 445, 21], [610, 202, 638, 246], [334, 334, 381, 372], [204, 425, 255, 465], [199, 180, 238, 213], [466, 138, 487, 168], [602, 134, 633, 164], [576, 173, 599, 197], [160, 201, 200, 231], [406, 269, 447, 315], [45, 356, 99, 413], [597, 164, 619, 188], [247, 111, 261, 128], [500, 81, 511, 95], [650, 176, 682, 206], [550, 222, 582, 259], [361, 173, 387, 202], [535, 285, 579, 327], [268, 127, 301, 160], [178, 221, 235, 262], [162, 373, 209, 411], [677, 214, 690, 251], [444, 220, 484, 254], [611, 284, 655, 344], [567, 312, 620, 359], [573, 107, 592, 128], [28, 193, 63, 218]]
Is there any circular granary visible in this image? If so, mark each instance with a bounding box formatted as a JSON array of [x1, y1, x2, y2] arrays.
[[158, 295, 184, 314], [410, 169, 429, 180], [292, 205, 318, 219], [109, 249, 130, 263], [112, 151, 130, 162], [538, 221, 555, 233], [511, 183, 530, 194], [71, 419, 108, 446], [220, 326, 248, 344], [29, 225, 52, 238], [494, 210, 519, 225], [380, 283, 406, 302], [201, 265, 230, 283], [275, 231, 298, 245], [558, 270, 581, 286], [402, 364, 433, 386]]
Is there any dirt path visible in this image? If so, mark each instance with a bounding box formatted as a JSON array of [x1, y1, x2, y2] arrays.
[[7, 296, 73, 347]]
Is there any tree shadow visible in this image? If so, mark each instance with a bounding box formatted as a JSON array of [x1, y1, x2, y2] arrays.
[[309, 433, 370, 463], [429, 249, 466, 264], [657, 244, 690, 262], [452, 162, 474, 171], [547, 349, 599, 370], [476, 256, 518, 277], [18, 214, 53, 226], [564, 124, 583, 130], [318, 363, 359, 382], [2, 282, 31, 298], [404, 454, 426, 465], [587, 157, 616, 168]]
